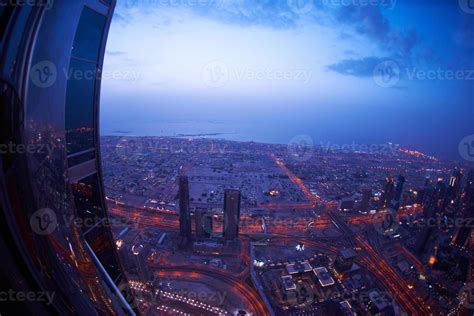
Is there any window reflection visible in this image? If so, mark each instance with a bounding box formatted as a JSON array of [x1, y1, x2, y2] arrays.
[[66, 7, 107, 159], [71, 7, 106, 61], [72, 174, 106, 229], [65, 59, 96, 155]]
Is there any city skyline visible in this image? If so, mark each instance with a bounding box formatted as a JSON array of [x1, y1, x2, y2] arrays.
[[102, 135, 474, 315]]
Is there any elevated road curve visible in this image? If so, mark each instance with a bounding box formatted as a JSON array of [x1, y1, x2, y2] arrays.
[[153, 265, 268, 316]]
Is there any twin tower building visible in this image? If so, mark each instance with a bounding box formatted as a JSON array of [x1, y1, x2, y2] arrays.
[[178, 175, 241, 246]]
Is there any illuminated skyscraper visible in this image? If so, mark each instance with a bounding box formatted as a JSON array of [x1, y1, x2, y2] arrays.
[[179, 175, 192, 239], [223, 189, 241, 242], [447, 169, 463, 202]]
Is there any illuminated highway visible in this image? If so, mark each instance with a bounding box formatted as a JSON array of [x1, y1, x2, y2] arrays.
[[329, 209, 431, 315], [271, 154, 323, 206], [154, 266, 268, 316]]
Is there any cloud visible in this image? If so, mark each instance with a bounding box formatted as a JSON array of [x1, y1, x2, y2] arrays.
[[116, 0, 314, 29], [180, 0, 304, 29], [115, 1, 437, 79], [334, 5, 420, 59], [335, 5, 390, 42], [326, 5, 423, 78], [326, 57, 387, 77]]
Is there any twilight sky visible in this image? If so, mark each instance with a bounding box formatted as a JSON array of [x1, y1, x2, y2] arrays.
[[100, 0, 473, 160]]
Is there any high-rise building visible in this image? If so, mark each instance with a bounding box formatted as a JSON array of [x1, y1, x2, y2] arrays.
[[380, 177, 395, 209], [435, 179, 447, 201], [422, 187, 435, 208], [0, 1, 136, 314], [414, 205, 436, 255], [179, 175, 192, 239], [358, 188, 372, 213], [117, 241, 132, 273], [223, 189, 241, 242], [464, 169, 474, 206], [195, 207, 213, 240], [195, 208, 205, 240], [132, 244, 151, 282], [393, 175, 406, 203], [446, 169, 463, 202], [435, 179, 449, 210], [424, 176, 432, 187], [334, 249, 357, 272], [203, 213, 214, 237]]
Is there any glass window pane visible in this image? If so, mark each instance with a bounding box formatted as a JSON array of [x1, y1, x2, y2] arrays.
[[72, 173, 122, 281], [72, 7, 106, 61], [0, 5, 13, 42], [68, 149, 96, 167], [72, 174, 106, 229], [65, 59, 96, 155]]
